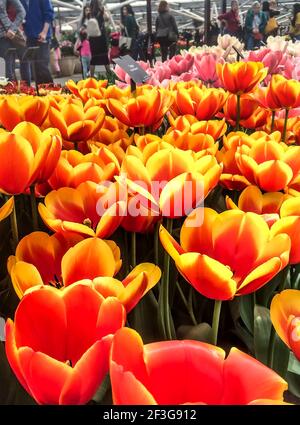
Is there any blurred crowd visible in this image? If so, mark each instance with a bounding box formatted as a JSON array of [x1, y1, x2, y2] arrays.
[[0, 0, 300, 85]]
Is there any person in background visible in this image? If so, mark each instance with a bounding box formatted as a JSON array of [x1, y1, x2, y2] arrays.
[[218, 0, 242, 38], [245, 1, 267, 50], [289, 3, 300, 41], [20, 0, 54, 84], [88, 0, 110, 78], [155, 0, 178, 62], [262, 1, 280, 37], [80, 4, 90, 28], [0, 0, 30, 84], [50, 23, 61, 77], [120, 5, 139, 60], [75, 26, 91, 79]]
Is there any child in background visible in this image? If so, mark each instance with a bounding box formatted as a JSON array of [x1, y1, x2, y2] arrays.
[[75, 27, 91, 79]]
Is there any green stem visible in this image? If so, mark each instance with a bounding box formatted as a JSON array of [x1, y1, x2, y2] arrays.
[[131, 232, 136, 269], [271, 110, 276, 133], [282, 108, 289, 144], [211, 300, 222, 346], [30, 185, 39, 231], [268, 266, 290, 367], [235, 94, 241, 131], [74, 141, 79, 151], [176, 281, 197, 326], [159, 218, 174, 340], [10, 196, 19, 250], [154, 221, 159, 266], [124, 230, 129, 276]]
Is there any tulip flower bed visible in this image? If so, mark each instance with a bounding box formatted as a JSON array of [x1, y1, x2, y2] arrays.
[[1, 39, 300, 406]]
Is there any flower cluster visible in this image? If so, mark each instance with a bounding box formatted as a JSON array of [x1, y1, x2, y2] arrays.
[[1, 48, 300, 406]]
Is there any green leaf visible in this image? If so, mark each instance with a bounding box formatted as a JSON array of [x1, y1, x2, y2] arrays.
[[288, 352, 300, 375], [239, 293, 255, 334], [254, 305, 271, 365], [177, 322, 212, 343], [272, 334, 290, 379], [286, 371, 300, 399]]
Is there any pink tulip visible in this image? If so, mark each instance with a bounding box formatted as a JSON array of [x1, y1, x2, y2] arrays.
[[194, 52, 224, 87], [168, 54, 194, 75]]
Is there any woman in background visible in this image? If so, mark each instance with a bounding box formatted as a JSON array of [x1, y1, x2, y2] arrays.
[[120, 5, 139, 59], [88, 0, 110, 77], [155, 0, 178, 62], [218, 0, 242, 38], [80, 5, 90, 28], [290, 3, 300, 41]]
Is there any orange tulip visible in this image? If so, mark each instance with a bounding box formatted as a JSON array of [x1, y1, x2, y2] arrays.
[[0, 95, 49, 131], [92, 115, 130, 145], [48, 101, 105, 144], [0, 196, 14, 222], [66, 78, 108, 101], [0, 123, 61, 195], [38, 181, 126, 238], [6, 282, 126, 404], [119, 148, 222, 220], [223, 93, 258, 125], [240, 106, 270, 130], [270, 289, 300, 361], [267, 75, 300, 110], [160, 207, 290, 300], [226, 185, 289, 227], [219, 131, 256, 190], [48, 147, 120, 189], [163, 129, 218, 155], [110, 327, 288, 404], [216, 62, 267, 94], [8, 234, 122, 297], [107, 86, 173, 129], [172, 86, 227, 120], [72, 263, 161, 312], [270, 196, 300, 264], [235, 137, 300, 192], [168, 115, 227, 141]]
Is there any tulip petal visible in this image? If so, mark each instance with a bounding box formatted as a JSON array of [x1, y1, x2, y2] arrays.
[[222, 347, 287, 404]]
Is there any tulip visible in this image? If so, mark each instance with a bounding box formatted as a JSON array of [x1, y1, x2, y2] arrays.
[[160, 207, 290, 300], [66, 78, 108, 101], [48, 101, 105, 146], [268, 75, 300, 110], [93, 116, 129, 145], [110, 327, 288, 404], [167, 54, 194, 76], [38, 181, 126, 238], [6, 282, 126, 404], [219, 131, 256, 190], [0, 95, 49, 131], [223, 94, 258, 125], [0, 123, 61, 195], [48, 147, 120, 190], [270, 197, 300, 264], [8, 234, 122, 297], [271, 289, 300, 362], [194, 52, 223, 87], [172, 86, 227, 120], [168, 115, 227, 141], [235, 137, 300, 192], [226, 185, 289, 227], [107, 86, 173, 130], [216, 62, 268, 94], [120, 148, 222, 220], [0, 196, 14, 222], [163, 129, 218, 155], [72, 263, 161, 312]]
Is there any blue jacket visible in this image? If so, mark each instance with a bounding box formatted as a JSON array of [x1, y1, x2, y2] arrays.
[[21, 0, 54, 40]]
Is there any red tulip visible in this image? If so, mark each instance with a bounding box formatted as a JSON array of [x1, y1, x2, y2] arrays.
[[110, 328, 288, 404], [6, 282, 126, 404]]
